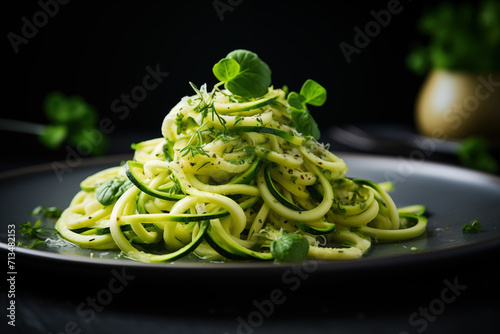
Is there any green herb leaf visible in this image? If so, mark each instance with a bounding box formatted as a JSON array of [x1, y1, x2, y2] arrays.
[[287, 92, 306, 110], [213, 49, 272, 98], [271, 233, 309, 262], [19, 220, 44, 240], [18, 239, 46, 249], [300, 79, 327, 106], [290, 109, 321, 140], [287, 80, 325, 140], [213, 58, 240, 82], [462, 218, 483, 233], [163, 139, 175, 162], [180, 144, 210, 158], [95, 179, 133, 206], [18, 220, 55, 249]]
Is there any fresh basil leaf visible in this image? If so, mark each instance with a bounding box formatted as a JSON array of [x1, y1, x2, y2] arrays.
[[213, 58, 240, 82], [218, 49, 272, 98], [271, 233, 309, 262], [96, 179, 133, 206], [300, 79, 327, 106]]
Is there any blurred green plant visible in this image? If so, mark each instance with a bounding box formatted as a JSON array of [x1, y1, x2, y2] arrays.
[[407, 0, 500, 75], [457, 136, 498, 173], [0, 91, 108, 156], [40, 91, 108, 155]]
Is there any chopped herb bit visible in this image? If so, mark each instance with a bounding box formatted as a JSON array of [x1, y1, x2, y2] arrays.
[[462, 218, 483, 233]]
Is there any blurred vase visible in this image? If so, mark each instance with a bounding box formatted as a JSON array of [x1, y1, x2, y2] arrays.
[[415, 69, 500, 141]]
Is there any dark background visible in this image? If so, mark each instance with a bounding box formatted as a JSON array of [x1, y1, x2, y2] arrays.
[[4, 0, 437, 165]]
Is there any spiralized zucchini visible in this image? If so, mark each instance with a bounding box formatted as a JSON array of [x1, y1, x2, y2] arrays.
[[55, 84, 427, 263]]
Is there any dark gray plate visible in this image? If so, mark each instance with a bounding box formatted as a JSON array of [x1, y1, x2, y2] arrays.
[[1, 153, 499, 275]]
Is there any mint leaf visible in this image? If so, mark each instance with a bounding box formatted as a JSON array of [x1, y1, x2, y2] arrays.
[[214, 49, 272, 98]]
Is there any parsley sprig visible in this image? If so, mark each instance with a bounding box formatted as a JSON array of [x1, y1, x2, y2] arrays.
[[18, 220, 51, 249]]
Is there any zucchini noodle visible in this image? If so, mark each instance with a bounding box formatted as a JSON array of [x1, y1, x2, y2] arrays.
[[55, 84, 427, 263]]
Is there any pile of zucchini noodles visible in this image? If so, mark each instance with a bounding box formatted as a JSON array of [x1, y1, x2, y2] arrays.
[[55, 84, 427, 263]]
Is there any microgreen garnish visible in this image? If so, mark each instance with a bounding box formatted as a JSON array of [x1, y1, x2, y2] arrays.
[[189, 82, 226, 129], [212, 49, 272, 98], [287, 79, 326, 140]]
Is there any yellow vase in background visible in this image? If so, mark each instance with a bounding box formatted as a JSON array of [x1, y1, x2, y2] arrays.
[[415, 69, 500, 141]]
